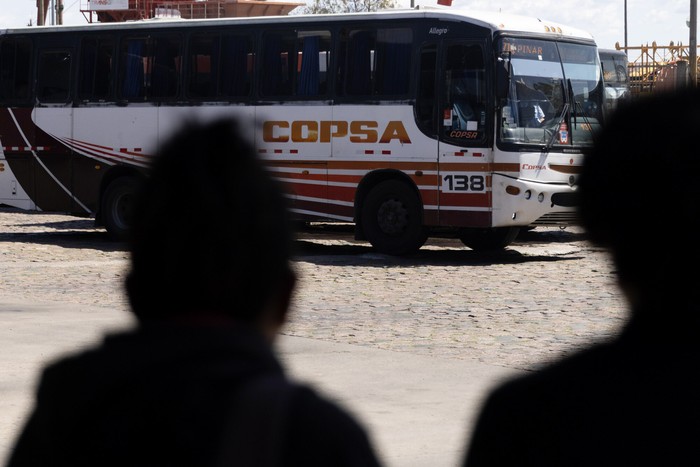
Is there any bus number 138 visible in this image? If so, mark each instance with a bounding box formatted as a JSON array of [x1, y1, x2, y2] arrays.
[[442, 174, 486, 192]]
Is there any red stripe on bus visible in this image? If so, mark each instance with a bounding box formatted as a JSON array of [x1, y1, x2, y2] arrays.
[[439, 192, 491, 208]]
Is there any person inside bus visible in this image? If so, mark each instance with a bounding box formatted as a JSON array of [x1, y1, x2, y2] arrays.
[[462, 88, 700, 466], [7, 118, 382, 467], [514, 78, 553, 128]]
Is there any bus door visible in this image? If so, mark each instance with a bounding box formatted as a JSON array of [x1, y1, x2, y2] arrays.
[[436, 41, 491, 228]]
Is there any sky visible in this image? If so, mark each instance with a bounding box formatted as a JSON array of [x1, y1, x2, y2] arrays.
[[0, 0, 693, 60]]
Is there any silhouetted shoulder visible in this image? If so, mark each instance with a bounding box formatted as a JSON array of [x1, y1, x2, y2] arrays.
[[287, 386, 382, 467], [465, 327, 700, 467]]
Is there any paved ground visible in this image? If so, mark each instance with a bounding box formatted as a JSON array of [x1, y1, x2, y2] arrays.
[[0, 207, 628, 466]]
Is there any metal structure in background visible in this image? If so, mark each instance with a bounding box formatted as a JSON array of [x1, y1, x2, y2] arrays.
[[616, 41, 699, 96], [76, 0, 302, 22], [37, 0, 64, 25], [690, 0, 697, 86], [617, 0, 697, 96]]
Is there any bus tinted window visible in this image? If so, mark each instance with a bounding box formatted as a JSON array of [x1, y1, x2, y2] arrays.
[[187, 33, 254, 100], [221, 34, 255, 98], [342, 27, 412, 97], [79, 37, 115, 101], [119, 35, 182, 101], [261, 29, 330, 98], [37, 50, 72, 103], [0, 38, 32, 102], [443, 42, 487, 144], [416, 43, 437, 134]]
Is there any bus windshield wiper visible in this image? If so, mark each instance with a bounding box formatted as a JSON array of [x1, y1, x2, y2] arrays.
[[567, 79, 578, 135]]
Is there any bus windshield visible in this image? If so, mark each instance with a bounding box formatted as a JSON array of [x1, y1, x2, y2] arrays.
[[499, 38, 603, 148]]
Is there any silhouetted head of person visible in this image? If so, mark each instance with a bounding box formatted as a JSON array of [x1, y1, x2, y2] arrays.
[[579, 87, 700, 313], [125, 118, 295, 335]]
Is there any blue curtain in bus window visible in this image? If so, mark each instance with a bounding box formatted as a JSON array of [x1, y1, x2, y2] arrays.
[[380, 29, 411, 94], [221, 36, 248, 97], [298, 36, 320, 96], [123, 40, 144, 99], [347, 31, 372, 95]]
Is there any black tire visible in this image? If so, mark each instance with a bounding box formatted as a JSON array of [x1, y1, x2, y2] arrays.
[[459, 227, 520, 251], [101, 176, 138, 241], [360, 180, 427, 256]]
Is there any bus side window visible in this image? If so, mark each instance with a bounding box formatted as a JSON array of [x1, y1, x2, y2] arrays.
[[79, 37, 114, 101], [341, 27, 412, 97], [120, 38, 146, 100], [344, 29, 374, 96], [0, 38, 33, 103], [261, 31, 294, 97], [37, 50, 72, 103], [150, 35, 182, 99], [120, 35, 182, 102], [187, 33, 218, 99], [297, 32, 331, 97], [442, 43, 487, 143], [220, 34, 254, 98], [416, 43, 438, 135], [375, 28, 412, 95], [261, 30, 330, 98]]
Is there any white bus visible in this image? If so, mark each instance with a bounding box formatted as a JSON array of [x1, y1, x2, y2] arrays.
[[0, 9, 603, 254]]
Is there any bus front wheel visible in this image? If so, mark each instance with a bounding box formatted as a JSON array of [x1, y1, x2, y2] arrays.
[[459, 227, 520, 251], [361, 180, 427, 256], [101, 176, 138, 241]]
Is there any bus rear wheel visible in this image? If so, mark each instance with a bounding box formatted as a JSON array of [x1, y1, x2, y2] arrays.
[[459, 227, 519, 251], [101, 176, 138, 241], [361, 180, 427, 256]]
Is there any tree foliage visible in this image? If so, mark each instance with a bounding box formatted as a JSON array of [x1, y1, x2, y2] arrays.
[[297, 0, 397, 14]]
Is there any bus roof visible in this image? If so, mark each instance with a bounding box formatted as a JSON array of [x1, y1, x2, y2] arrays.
[[598, 48, 628, 56], [0, 7, 595, 42]]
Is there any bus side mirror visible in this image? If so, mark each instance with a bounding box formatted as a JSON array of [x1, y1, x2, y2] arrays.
[[496, 58, 510, 99]]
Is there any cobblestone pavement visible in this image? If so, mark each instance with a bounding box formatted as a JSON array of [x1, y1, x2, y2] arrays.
[[0, 207, 627, 371]]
